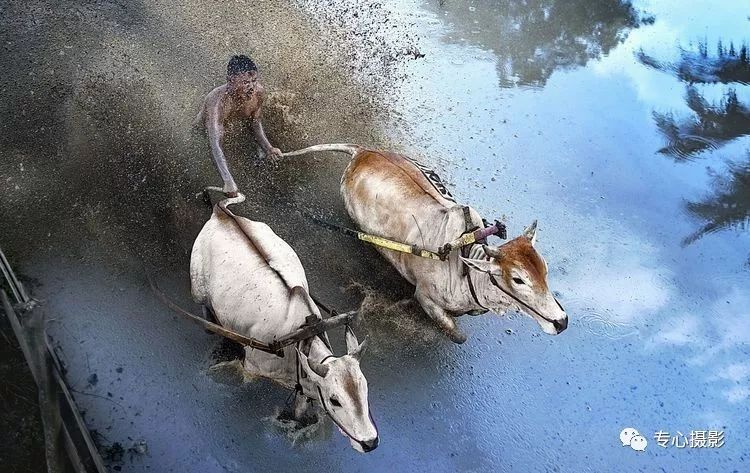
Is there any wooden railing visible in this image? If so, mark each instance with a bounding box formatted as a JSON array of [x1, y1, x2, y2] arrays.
[[1, 246, 106, 473]]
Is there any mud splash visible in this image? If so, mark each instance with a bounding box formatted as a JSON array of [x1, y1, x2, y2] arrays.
[[206, 360, 256, 387], [206, 357, 330, 447], [262, 407, 331, 447], [349, 282, 445, 348], [0, 0, 389, 270], [292, 0, 425, 88]]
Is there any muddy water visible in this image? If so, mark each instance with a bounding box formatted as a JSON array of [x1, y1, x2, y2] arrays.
[[1, 0, 749, 471]]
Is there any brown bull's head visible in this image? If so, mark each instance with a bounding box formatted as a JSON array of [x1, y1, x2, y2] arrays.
[[460, 221, 568, 335]]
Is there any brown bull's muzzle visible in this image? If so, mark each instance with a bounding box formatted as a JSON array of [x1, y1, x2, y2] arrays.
[[552, 315, 568, 333], [551, 297, 568, 333], [534, 297, 568, 335]]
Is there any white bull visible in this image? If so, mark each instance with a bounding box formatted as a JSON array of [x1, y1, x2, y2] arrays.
[[190, 195, 379, 452], [284, 145, 568, 343]]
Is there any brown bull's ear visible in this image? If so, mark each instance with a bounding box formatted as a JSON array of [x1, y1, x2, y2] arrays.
[[482, 244, 502, 259], [523, 220, 538, 246], [460, 256, 496, 274]]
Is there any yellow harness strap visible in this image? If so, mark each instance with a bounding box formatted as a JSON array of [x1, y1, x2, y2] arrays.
[[357, 233, 444, 260]]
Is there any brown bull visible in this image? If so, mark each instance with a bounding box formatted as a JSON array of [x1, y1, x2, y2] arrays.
[[284, 144, 568, 343]]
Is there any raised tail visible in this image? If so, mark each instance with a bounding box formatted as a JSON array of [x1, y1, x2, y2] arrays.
[[281, 143, 361, 158]]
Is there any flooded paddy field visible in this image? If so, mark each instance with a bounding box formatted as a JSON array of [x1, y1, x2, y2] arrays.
[[1, 0, 748, 471]]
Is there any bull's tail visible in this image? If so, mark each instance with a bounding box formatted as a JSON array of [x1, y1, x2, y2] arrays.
[[281, 143, 361, 158]]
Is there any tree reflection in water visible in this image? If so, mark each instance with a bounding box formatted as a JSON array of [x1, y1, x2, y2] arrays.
[[651, 88, 750, 160], [683, 160, 750, 245], [429, 0, 642, 88], [638, 42, 750, 86], [639, 41, 750, 247]]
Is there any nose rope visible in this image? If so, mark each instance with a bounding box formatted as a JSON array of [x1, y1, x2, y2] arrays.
[[465, 262, 562, 326], [486, 272, 561, 325]]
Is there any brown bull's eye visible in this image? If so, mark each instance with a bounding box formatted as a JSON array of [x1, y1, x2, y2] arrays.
[[512, 277, 525, 285], [330, 397, 342, 407]]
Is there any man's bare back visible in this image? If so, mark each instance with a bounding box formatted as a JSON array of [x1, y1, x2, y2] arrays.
[[195, 55, 282, 196]]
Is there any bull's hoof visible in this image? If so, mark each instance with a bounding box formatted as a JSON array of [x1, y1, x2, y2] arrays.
[[448, 330, 468, 344]]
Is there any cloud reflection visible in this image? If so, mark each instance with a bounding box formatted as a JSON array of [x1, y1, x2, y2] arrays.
[[652, 286, 750, 404]]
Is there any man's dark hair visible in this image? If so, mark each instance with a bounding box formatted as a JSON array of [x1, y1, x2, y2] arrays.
[[227, 55, 258, 77]]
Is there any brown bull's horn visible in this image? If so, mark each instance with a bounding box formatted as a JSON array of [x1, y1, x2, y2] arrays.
[[523, 220, 538, 243]]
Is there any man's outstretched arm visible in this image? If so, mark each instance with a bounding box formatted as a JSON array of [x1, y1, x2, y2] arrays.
[[250, 94, 281, 159], [206, 103, 238, 195]]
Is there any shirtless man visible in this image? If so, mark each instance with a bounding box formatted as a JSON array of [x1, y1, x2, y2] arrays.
[[195, 55, 282, 196]]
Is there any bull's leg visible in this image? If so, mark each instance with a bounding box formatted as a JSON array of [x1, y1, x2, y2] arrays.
[[395, 298, 416, 310], [414, 288, 467, 344], [293, 395, 318, 426], [202, 305, 217, 334]]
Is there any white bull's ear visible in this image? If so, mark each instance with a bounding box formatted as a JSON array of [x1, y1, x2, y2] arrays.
[[460, 256, 496, 274], [296, 347, 329, 379], [523, 220, 538, 246]]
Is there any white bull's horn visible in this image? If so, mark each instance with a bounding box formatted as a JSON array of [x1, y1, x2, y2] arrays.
[[297, 347, 330, 378], [345, 326, 359, 353], [482, 244, 503, 259], [349, 337, 368, 360]]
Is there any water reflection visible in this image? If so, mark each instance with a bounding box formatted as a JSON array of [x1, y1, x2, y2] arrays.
[[638, 42, 750, 86], [639, 41, 750, 245], [684, 159, 750, 244], [650, 286, 750, 406], [428, 0, 642, 87], [651, 88, 750, 159]]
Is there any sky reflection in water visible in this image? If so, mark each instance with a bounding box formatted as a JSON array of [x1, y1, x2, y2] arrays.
[[378, 0, 749, 468], [3, 0, 748, 470]]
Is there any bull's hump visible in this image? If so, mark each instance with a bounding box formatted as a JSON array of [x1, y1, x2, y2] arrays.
[[351, 150, 456, 206], [211, 207, 309, 291]]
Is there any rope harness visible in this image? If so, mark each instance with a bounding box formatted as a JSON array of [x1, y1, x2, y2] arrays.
[[466, 269, 489, 313], [308, 204, 506, 312], [308, 206, 506, 262]]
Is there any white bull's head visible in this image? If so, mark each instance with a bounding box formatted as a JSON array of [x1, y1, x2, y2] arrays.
[[460, 221, 568, 335], [297, 331, 379, 452]]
